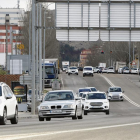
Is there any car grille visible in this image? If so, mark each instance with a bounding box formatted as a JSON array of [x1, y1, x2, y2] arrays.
[[51, 105, 61, 109], [112, 96, 119, 99], [90, 102, 103, 106]]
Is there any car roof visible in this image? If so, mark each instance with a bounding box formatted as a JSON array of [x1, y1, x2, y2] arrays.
[[109, 86, 121, 89], [48, 90, 73, 93], [87, 92, 106, 94], [85, 87, 96, 89]]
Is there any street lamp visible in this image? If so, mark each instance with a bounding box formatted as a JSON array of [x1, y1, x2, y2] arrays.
[[5, 14, 10, 71]]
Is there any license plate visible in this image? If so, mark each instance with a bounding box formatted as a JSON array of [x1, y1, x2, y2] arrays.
[[50, 110, 62, 113], [92, 106, 101, 108]]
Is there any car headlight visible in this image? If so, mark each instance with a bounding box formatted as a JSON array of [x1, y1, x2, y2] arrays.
[[63, 104, 75, 109], [40, 106, 49, 110]]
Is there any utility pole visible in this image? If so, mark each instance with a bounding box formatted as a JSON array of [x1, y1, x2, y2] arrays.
[[5, 14, 10, 71], [10, 27, 13, 55], [31, 0, 36, 115], [36, 3, 39, 100], [29, 11, 31, 72], [39, 3, 42, 98], [43, 9, 46, 92]]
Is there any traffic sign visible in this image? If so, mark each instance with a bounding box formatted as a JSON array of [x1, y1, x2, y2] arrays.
[[20, 75, 39, 85], [17, 44, 24, 50]]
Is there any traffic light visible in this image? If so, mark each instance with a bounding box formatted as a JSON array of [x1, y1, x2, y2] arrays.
[[101, 50, 104, 54]]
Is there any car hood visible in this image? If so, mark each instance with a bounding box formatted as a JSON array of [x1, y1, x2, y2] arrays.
[[40, 100, 75, 106], [109, 92, 122, 95]]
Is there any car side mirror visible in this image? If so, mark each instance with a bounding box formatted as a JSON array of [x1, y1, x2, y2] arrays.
[[6, 96, 12, 99]]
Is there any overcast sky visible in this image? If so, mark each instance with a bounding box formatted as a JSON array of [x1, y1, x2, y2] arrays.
[[0, 0, 55, 11]]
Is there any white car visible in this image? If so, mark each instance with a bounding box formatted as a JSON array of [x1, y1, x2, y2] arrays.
[[84, 92, 109, 115], [107, 67, 115, 74], [107, 87, 123, 101], [93, 67, 99, 73], [78, 88, 91, 97], [68, 66, 78, 75], [65, 67, 69, 73], [102, 68, 108, 73], [81, 92, 89, 109], [118, 67, 123, 74], [0, 82, 18, 125], [123, 68, 130, 74], [38, 90, 83, 121], [131, 68, 139, 74], [83, 66, 94, 77]]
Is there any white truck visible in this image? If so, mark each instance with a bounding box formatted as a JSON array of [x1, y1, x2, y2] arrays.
[[114, 61, 126, 73], [98, 63, 106, 68], [62, 61, 69, 71]]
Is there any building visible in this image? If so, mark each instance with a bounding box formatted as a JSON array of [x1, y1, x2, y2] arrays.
[[0, 8, 24, 67], [80, 49, 92, 67]]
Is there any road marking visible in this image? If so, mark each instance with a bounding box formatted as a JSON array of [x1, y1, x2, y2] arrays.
[[1, 122, 140, 140], [100, 75, 140, 108]]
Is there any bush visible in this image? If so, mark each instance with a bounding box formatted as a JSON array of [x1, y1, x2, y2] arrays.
[[0, 69, 7, 75]]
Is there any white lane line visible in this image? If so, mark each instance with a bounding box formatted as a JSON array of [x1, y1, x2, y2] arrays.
[[100, 75, 140, 108], [1, 122, 140, 140]]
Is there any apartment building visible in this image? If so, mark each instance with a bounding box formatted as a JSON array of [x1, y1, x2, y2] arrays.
[[0, 8, 24, 66]]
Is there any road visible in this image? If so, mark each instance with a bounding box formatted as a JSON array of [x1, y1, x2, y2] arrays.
[[0, 72, 140, 140]]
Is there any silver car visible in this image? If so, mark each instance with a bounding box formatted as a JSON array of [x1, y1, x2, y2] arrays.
[[38, 90, 83, 121], [107, 87, 124, 101]]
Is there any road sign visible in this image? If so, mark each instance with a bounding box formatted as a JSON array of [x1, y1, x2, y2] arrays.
[[17, 44, 24, 50], [20, 75, 39, 85]]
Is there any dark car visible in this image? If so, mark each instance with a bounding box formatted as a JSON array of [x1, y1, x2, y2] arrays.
[[78, 67, 83, 71]]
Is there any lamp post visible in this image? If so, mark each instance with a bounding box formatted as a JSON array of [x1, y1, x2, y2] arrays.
[[5, 14, 10, 71]]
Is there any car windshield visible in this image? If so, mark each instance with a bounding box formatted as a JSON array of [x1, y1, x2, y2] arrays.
[[79, 93, 83, 97], [63, 65, 68, 68], [91, 88, 97, 91], [82, 94, 86, 98], [45, 67, 54, 74], [0, 86, 2, 96], [79, 89, 91, 92], [109, 68, 113, 69], [44, 92, 74, 101], [86, 93, 106, 99], [84, 68, 92, 70], [109, 88, 122, 92], [70, 67, 77, 69]]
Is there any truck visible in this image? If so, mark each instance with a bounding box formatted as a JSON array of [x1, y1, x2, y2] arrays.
[[114, 61, 126, 73], [98, 63, 106, 68], [62, 61, 69, 71], [42, 59, 59, 87]]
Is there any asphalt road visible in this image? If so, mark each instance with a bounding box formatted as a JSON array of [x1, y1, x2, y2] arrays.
[[0, 72, 140, 140]]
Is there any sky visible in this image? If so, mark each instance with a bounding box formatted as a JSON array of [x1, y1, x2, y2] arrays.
[[0, 0, 55, 11]]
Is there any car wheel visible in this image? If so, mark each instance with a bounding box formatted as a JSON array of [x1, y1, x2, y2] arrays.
[[78, 110, 83, 119], [72, 108, 78, 120], [83, 75, 85, 77], [46, 118, 51, 121], [68, 73, 70, 75], [10, 107, 18, 124], [84, 110, 87, 115], [121, 99, 124, 101], [92, 74, 93, 77], [106, 110, 109, 115], [0, 108, 7, 125], [77, 73, 78, 75], [39, 116, 44, 121]]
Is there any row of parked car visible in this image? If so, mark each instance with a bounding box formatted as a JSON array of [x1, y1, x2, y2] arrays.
[[118, 67, 140, 74]]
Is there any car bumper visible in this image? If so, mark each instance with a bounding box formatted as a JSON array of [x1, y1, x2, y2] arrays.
[[38, 109, 75, 118], [0, 107, 3, 117], [108, 96, 123, 101], [83, 73, 93, 75], [84, 107, 109, 112], [69, 72, 78, 74]]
